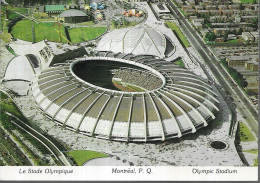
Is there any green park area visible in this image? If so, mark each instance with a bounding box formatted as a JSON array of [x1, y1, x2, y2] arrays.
[[68, 27, 106, 43], [173, 58, 185, 68], [240, 0, 258, 3], [1, 5, 28, 31], [165, 21, 190, 48], [66, 150, 108, 166], [11, 20, 67, 43], [0, 92, 24, 120], [10, 19, 106, 44], [243, 149, 259, 166], [243, 149, 258, 154], [237, 122, 256, 142]]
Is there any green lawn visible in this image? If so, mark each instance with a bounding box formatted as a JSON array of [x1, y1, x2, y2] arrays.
[[0, 92, 8, 99], [68, 27, 106, 43], [254, 158, 258, 166], [11, 20, 67, 43], [238, 122, 256, 142], [165, 21, 190, 48], [226, 39, 240, 44], [66, 150, 108, 166], [174, 58, 186, 68], [243, 149, 258, 154], [0, 92, 24, 119], [240, 0, 258, 3]]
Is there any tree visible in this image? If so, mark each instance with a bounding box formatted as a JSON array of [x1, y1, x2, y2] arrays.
[[205, 32, 216, 42], [224, 30, 231, 41], [239, 3, 243, 10], [238, 27, 243, 35], [122, 18, 129, 26], [250, 18, 258, 29]]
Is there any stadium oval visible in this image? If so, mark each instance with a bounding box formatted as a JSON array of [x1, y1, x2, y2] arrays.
[[32, 54, 219, 142]]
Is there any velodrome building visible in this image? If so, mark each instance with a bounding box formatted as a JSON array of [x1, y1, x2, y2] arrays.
[[5, 25, 219, 142]]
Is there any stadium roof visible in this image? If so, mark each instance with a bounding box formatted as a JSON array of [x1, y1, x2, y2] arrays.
[[32, 52, 219, 142], [96, 25, 168, 58], [58, 9, 87, 17]]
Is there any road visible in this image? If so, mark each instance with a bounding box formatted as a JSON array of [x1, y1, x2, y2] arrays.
[[166, 0, 258, 136]]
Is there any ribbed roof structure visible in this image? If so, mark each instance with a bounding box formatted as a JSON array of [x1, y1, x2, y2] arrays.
[[32, 52, 219, 142], [4, 56, 35, 82], [96, 25, 168, 58], [58, 9, 87, 17]]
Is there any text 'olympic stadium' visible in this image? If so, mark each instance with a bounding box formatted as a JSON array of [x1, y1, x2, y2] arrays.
[[32, 51, 219, 142]]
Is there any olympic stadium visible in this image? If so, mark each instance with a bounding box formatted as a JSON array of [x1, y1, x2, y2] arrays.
[[3, 24, 219, 142], [31, 51, 219, 142]]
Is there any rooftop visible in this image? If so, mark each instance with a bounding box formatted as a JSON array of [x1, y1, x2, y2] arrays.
[[58, 9, 87, 17], [45, 5, 65, 12]]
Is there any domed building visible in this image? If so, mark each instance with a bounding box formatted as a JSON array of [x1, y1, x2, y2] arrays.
[[32, 52, 219, 142], [96, 25, 175, 58]]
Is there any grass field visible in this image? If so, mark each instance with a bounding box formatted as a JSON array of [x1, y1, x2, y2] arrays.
[[174, 58, 186, 68], [254, 158, 258, 166], [66, 150, 108, 166], [226, 39, 241, 44], [68, 27, 106, 43], [0, 92, 24, 119], [1, 5, 28, 31], [238, 122, 256, 142], [240, 0, 258, 3], [165, 21, 190, 48], [11, 20, 67, 43], [243, 149, 258, 154]]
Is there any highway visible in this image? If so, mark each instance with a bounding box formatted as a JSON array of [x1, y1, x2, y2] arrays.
[[166, 0, 258, 136]]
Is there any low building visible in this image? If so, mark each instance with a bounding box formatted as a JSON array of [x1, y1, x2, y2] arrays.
[[192, 21, 203, 29], [183, 9, 196, 16], [227, 34, 237, 40], [186, 0, 195, 6], [200, 0, 212, 6], [200, 29, 209, 38], [175, 0, 184, 6], [228, 5, 240, 10], [209, 10, 221, 16], [221, 9, 233, 16], [153, 3, 171, 14], [182, 5, 193, 10], [210, 15, 228, 23], [241, 16, 258, 23], [226, 55, 252, 67], [215, 37, 225, 43], [56, 9, 89, 23], [213, 28, 238, 36], [45, 5, 65, 16], [218, 5, 227, 10], [189, 16, 198, 21], [206, 6, 217, 10], [194, 5, 203, 12], [245, 61, 258, 71], [250, 31, 259, 43], [234, 16, 241, 23], [242, 32, 254, 42], [197, 10, 210, 16], [191, 18, 204, 29]]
